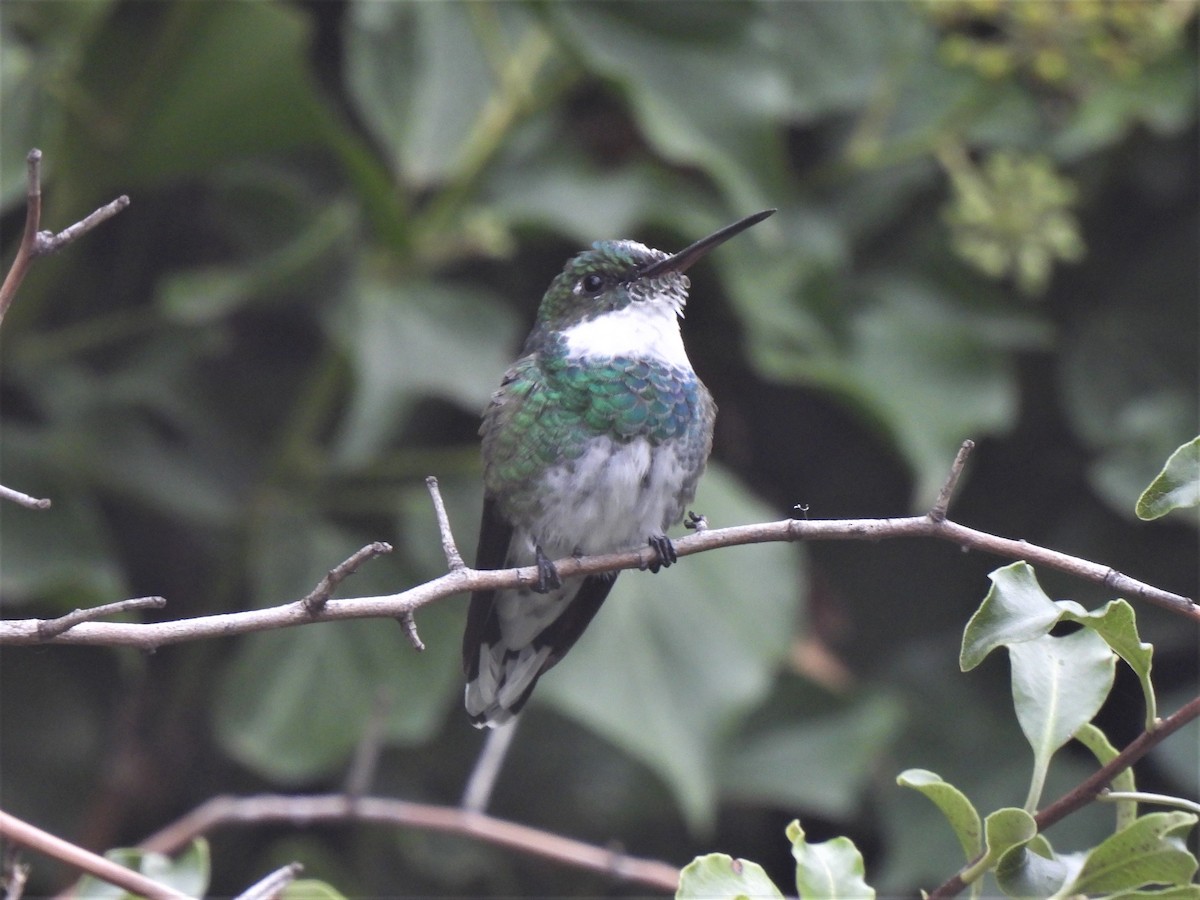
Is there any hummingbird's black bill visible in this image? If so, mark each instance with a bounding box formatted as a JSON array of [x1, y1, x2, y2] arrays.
[[638, 208, 776, 279]]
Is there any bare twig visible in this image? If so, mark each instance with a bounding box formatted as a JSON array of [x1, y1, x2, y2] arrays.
[[461, 719, 519, 814], [927, 693, 1200, 899], [398, 611, 425, 651], [425, 476, 466, 570], [343, 690, 392, 799], [233, 862, 304, 900], [302, 542, 393, 614], [930, 439, 974, 522], [0, 810, 188, 900], [136, 793, 681, 894], [0, 148, 130, 325], [36, 596, 166, 640], [0, 484, 51, 510]]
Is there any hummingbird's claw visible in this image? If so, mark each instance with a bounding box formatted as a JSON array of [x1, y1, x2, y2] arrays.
[[533, 545, 562, 593], [645, 534, 677, 573]]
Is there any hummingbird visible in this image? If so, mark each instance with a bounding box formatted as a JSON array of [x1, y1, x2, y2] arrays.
[[462, 209, 776, 727]]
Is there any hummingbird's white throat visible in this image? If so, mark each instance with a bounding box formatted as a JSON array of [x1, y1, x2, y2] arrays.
[[560, 300, 691, 368]]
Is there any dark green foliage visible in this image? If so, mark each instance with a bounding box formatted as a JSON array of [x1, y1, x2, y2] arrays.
[[1, 1, 1196, 896]]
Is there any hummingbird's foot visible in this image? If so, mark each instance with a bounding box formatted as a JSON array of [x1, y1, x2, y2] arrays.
[[684, 510, 708, 533], [533, 545, 562, 593], [644, 534, 677, 573]]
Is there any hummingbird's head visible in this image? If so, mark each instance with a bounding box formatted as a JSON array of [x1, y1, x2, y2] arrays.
[[527, 209, 777, 352], [533, 240, 685, 336]]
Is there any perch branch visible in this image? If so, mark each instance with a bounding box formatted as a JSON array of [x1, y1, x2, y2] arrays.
[[136, 793, 681, 894], [3, 507, 1194, 649], [0, 810, 188, 900]]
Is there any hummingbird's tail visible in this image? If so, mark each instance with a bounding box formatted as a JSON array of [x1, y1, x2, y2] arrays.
[[462, 574, 616, 727]]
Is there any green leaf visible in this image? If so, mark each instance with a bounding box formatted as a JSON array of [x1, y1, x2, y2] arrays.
[[787, 820, 874, 900], [964, 807, 1037, 884], [725, 692, 904, 820], [994, 839, 1068, 899], [827, 280, 1049, 506], [550, 3, 786, 211], [1074, 722, 1138, 831], [1009, 629, 1116, 811], [76, 840, 210, 899], [343, 2, 547, 188], [59, 1, 332, 204], [960, 563, 1061, 671], [1060, 288, 1197, 518], [1057, 599, 1156, 729], [1136, 437, 1200, 521], [1063, 812, 1199, 895], [896, 769, 983, 862], [212, 510, 462, 781], [281, 880, 350, 900], [538, 464, 806, 829], [676, 853, 782, 900], [327, 275, 520, 466]]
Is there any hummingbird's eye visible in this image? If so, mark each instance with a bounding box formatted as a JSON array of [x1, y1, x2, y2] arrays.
[[578, 273, 605, 295]]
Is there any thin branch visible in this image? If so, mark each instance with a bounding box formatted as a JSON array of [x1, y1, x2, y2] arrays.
[[3, 507, 1194, 649], [425, 476, 466, 570], [930, 439, 974, 522], [398, 611, 425, 651], [136, 794, 681, 894], [1098, 790, 1200, 816], [927, 693, 1200, 899], [36, 596, 166, 640], [343, 690, 391, 799], [461, 720, 520, 813], [302, 541, 392, 614], [233, 863, 303, 900], [0, 148, 130, 325], [31, 194, 131, 259], [0, 484, 51, 510], [0, 810, 188, 900]]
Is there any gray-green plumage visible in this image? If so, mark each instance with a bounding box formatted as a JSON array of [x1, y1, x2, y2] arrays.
[[463, 210, 774, 727]]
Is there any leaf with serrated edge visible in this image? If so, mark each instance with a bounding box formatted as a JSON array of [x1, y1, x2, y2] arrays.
[[1063, 812, 1199, 895], [961, 563, 1061, 671], [896, 769, 982, 861], [676, 853, 784, 899], [787, 820, 874, 900], [1136, 437, 1200, 520]]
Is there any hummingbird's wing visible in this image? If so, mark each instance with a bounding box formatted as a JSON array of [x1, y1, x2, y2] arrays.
[[461, 495, 511, 675], [462, 355, 623, 726]]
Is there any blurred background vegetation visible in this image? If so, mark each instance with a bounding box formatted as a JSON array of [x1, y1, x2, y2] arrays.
[[1, 1, 1196, 895]]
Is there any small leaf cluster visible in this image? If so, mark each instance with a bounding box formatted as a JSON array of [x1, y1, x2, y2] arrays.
[[923, 0, 1197, 84], [940, 148, 1084, 296]]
